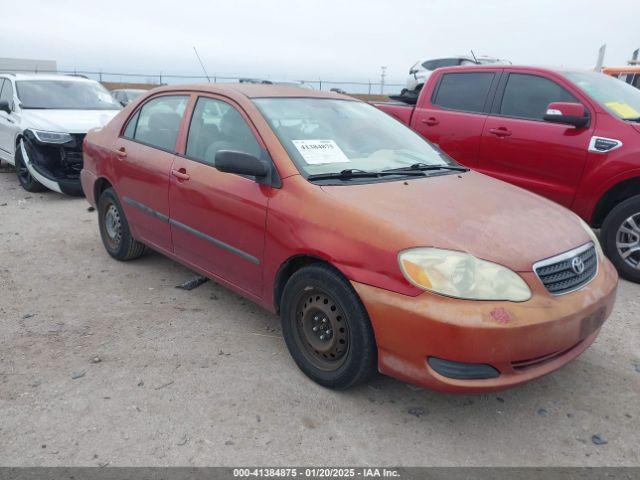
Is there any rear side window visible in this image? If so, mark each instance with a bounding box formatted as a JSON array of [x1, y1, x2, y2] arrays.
[[500, 74, 577, 120], [432, 72, 495, 113], [128, 95, 188, 151], [423, 58, 455, 70], [186, 97, 261, 165]]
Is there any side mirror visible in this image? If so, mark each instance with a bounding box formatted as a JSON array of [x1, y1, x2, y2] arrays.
[[215, 150, 270, 179], [543, 102, 588, 128], [0, 100, 11, 114]]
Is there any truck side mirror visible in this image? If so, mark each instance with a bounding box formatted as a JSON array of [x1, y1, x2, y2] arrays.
[[543, 102, 589, 128]]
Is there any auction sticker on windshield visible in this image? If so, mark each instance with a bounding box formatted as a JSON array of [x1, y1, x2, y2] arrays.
[[292, 139, 350, 165]]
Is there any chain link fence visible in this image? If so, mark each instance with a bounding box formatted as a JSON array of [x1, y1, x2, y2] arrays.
[[0, 68, 405, 95]]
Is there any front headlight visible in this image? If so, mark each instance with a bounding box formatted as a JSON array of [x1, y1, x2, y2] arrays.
[[398, 248, 532, 302], [30, 129, 73, 144], [577, 217, 603, 263]]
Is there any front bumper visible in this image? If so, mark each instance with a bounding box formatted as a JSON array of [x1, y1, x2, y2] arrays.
[[352, 258, 618, 393], [21, 131, 85, 196]]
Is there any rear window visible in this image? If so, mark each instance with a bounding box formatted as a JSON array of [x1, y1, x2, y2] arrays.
[[432, 72, 495, 113]]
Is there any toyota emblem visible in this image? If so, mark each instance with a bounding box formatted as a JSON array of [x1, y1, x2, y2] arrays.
[[571, 256, 585, 275]]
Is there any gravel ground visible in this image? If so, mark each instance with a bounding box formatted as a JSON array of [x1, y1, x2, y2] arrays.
[[0, 167, 638, 467]]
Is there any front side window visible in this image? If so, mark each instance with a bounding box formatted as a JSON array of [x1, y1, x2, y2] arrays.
[[0, 80, 13, 104], [500, 74, 576, 120], [16, 80, 122, 110], [129, 95, 188, 151], [432, 72, 495, 113], [186, 97, 261, 164], [254, 98, 455, 178]]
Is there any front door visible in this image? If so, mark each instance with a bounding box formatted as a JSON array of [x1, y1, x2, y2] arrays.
[[112, 94, 190, 253], [168, 96, 269, 297], [477, 72, 593, 207]]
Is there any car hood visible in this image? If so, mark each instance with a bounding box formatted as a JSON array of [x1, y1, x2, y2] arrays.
[[20, 109, 120, 134], [320, 171, 590, 272]]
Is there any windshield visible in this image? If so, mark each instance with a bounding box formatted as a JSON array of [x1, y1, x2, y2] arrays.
[[563, 71, 640, 120], [16, 80, 122, 110], [253, 98, 455, 178]]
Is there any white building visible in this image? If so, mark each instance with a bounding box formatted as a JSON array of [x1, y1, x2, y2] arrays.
[[0, 57, 57, 74]]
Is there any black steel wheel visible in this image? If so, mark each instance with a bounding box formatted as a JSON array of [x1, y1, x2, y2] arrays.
[[280, 263, 377, 389], [98, 188, 146, 261]]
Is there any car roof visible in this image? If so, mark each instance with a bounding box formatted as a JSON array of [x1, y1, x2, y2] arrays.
[[433, 64, 589, 74], [0, 73, 96, 82], [149, 82, 353, 100]]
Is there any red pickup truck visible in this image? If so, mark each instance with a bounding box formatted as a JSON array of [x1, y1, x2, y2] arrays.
[[377, 65, 640, 283]]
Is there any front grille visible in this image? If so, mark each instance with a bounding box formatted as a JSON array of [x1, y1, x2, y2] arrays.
[[534, 243, 597, 295]]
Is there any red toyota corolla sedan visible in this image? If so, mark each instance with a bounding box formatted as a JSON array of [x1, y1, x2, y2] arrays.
[[81, 84, 618, 392]]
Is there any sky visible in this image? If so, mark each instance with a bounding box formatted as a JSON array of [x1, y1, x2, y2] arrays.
[[1, 0, 638, 88]]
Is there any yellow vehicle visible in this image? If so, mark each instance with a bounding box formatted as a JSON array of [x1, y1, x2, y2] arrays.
[[603, 66, 640, 89]]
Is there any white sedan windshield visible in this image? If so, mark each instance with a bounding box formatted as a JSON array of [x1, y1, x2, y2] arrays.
[[253, 98, 454, 177], [17, 80, 122, 110]]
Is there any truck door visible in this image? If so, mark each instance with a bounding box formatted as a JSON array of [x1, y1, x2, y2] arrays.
[[411, 70, 500, 167], [477, 72, 593, 207]]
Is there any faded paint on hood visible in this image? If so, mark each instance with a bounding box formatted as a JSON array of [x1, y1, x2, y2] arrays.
[[20, 109, 120, 134], [320, 171, 590, 272]]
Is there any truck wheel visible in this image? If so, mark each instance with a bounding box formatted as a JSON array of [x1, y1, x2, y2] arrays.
[[15, 141, 46, 192], [98, 188, 146, 261], [280, 263, 377, 389], [601, 195, 640, 283]]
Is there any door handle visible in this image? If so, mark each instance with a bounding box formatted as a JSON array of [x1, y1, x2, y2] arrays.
[[114, 147, 127, 158], [420, 117, 439, 126], [488, 127, 512, 137], [171, 168, 190, 181]]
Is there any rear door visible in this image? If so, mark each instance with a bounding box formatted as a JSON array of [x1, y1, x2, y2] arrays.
[[477, 72, 593, 207], [411, 70, 500, 167], [112, 94, 190, 253], [168, 95, 269, 297]]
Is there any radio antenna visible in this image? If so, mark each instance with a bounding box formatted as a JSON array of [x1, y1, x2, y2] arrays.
[[470, 49, 478, 63], [193, 46, 211, 83]]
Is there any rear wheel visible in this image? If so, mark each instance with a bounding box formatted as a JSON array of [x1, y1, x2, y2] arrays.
[[601, 195, 640, 283], [15, 140, 46, 192], [98, 188, 146, 261], [280, 263, 377, 389]]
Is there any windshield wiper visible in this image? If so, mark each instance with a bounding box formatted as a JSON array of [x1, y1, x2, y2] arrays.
[[381, 162, 469, 173], [624, 117, 640, 123], [307, 168, 425, 181]]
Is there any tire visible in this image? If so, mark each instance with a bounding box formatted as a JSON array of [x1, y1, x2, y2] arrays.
[[601, 195, 640, 283], [15, 140, 46, 192], [280, 263, 377, 389], [97, 188, 146, 261]]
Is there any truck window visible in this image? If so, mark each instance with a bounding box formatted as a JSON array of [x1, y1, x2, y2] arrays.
[[500, 74, 576, 121], [432, 72, 495, 114]]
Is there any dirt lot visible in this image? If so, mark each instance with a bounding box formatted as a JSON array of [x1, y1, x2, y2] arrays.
[[0, 167, 638, 467]]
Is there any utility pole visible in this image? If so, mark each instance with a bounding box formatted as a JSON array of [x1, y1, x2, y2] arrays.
[[380, 66, 387, 94]]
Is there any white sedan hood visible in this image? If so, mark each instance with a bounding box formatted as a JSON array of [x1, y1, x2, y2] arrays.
[[20, 109, 120, 134]]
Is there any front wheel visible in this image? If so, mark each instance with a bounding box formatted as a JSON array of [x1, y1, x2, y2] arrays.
[[98, 188, 146, 261], [280, 263, 377, 389], [601, 195, 640, 283], [15, 140, 46, 192]]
